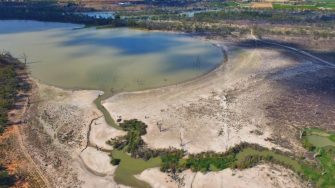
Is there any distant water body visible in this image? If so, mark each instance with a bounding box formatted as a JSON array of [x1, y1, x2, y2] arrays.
[[78, 11, 115, 19], [0, 20, 223, 92]]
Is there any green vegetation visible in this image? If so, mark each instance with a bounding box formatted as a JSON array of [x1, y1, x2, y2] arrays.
[[108, 119, 164, 160], [0, 165, 16, 187], [186, 151, 236, 172], [0, 2, 120, 26], [208, 1, 239, 8], [111, 158, 121, 166], [0, 53, 27, 188], [235, 148, 302, 171], [304, 128, 335, 147], [160, 150, 185, 172], [300, 128, 335, 187], [159, 143, 304, 174], [0, 53, 23, 134], [109, 119, 146, 155], [273, 3, 335, 10], [119, 119, 147, 154]]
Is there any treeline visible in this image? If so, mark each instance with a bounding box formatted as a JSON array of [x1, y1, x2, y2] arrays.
[[253, 25, 335, 39], [0, 2, 120, 26], [143, 0, 199, 7], [0, 53, 24, 134], [0, 53, 28, 188], [193, 9, 335, 24], [124, 20, 250, 37]]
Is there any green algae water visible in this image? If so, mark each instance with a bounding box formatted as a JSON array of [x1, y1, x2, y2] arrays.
[[111, 150, 161, 188], [0, 20, 223, 93]]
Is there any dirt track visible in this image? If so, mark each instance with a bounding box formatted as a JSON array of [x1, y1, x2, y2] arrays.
[[15, 125, 51, 188]]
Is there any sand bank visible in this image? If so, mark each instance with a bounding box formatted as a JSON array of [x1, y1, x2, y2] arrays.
[[137, 164, 305, 188]]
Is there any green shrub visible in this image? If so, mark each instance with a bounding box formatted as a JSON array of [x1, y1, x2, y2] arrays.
[[0, 165, 16, 187], [160, 150, 185, 173], [111, 159, 121, 165]]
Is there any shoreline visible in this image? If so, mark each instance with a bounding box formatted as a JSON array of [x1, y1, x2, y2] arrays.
[[28, 35, 229, 131]]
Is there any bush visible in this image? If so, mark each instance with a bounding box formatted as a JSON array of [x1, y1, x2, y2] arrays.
[[0, 165, 16, 186], [160, 150, 185, 173], [236, 155, 262, 169]]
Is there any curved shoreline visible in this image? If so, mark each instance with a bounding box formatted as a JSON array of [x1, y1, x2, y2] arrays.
[[96, 42, 229, 129]]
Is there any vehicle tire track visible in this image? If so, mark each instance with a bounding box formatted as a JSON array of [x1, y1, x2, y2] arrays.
[[14, 125, 52, 188]]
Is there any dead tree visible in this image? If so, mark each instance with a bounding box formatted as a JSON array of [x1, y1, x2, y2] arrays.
[[157, 121, 163, 132], [21, 53, 28, 65]]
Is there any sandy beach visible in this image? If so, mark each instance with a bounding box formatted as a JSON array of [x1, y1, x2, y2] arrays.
[[136, 164, 305, 188]]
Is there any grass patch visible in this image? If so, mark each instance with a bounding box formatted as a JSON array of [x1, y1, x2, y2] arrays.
[[208, 1, 239, 8], [328, 135, 335, 142], [236, 148, 302, 172], [273, 3, 318, 10], [273, 2, 335, 10]]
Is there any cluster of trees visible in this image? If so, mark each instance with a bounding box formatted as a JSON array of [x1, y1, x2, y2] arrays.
[[118, 119, 147, 155], [126, 19, 249, 37], [0, 53, 27, 187], [0, 53, 22, 134], [186, 152, 236, 172], [160, 143, 255, 173], [160, 150, 185, 173], [0, 2, 121, 26], [143, 0, 199, 7], [193, 9, 335, 24], [253, 26, 335, 39], [119, 8, 334, 39], [108, 119, 162, 160], [108, 120, 144, 154]]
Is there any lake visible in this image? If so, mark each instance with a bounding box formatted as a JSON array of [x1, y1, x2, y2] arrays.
[[0, 20, 223, 93]]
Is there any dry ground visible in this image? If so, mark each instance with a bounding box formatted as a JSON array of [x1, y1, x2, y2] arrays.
[[137, 164, 305, 188], [22, 81, 128, 187], [103, 45, 326, 154]]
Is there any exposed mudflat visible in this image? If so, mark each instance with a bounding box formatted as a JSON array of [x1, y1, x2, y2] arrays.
[[137, 164, 305, 188], [103, 47, 294, 153], [89, 117, 126, 151], [23, 81, 126, 187]]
